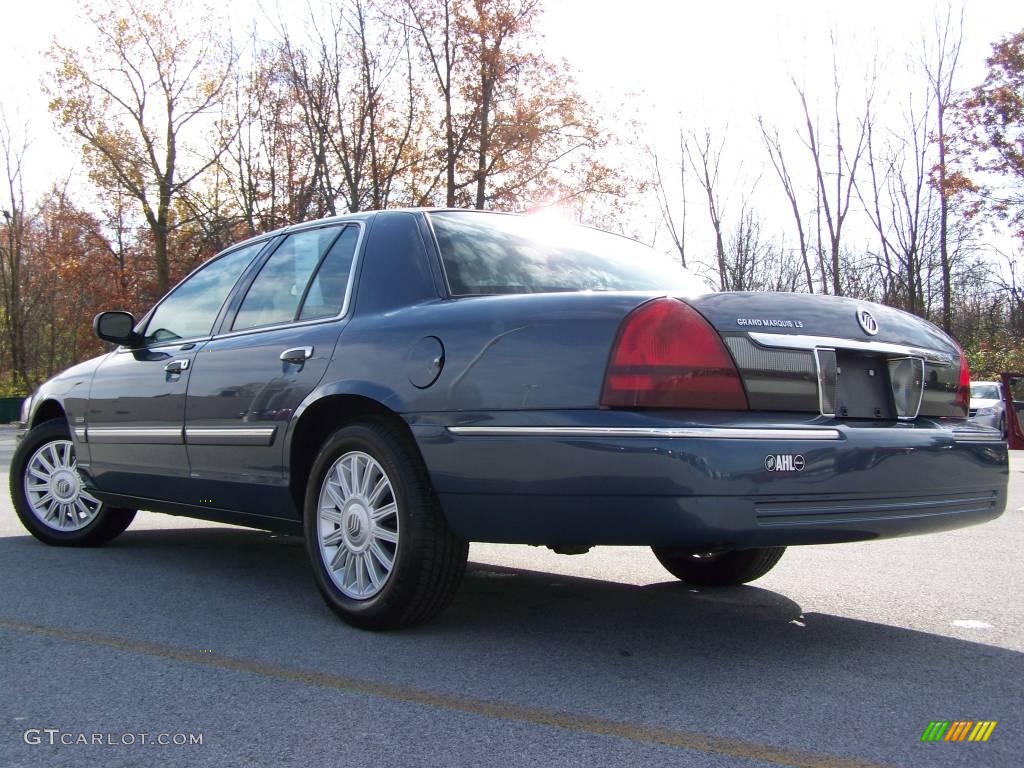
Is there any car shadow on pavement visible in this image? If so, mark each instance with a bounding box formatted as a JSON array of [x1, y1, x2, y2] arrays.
[[0, 525, 1019, 766]]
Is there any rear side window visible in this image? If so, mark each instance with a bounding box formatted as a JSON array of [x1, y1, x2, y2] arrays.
[[429, 211, 704, 296], [299, 227, 359, 321], [233, 226, 346, 331]]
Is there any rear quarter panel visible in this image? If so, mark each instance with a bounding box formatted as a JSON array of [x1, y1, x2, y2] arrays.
[[327, 292, 649, 414]]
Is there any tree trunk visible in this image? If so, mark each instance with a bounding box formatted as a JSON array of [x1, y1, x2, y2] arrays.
[[475, 61, 493, 210], [443, 4, 457, 208], [154, 223, 170, 296], [937, 104, 952, 332]]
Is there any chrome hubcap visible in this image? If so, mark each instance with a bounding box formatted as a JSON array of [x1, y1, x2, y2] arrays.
[[317, 451, 399, 600], [24, 439, 103, 531]]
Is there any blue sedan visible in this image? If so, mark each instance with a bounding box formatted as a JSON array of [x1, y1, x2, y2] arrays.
[[9, 210, 1008, 628]]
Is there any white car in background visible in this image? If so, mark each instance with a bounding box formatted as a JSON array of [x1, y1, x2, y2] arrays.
[[969, 381, 1006, 438]]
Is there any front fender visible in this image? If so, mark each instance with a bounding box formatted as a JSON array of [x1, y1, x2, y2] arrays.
[[28, 353, 111, 428]]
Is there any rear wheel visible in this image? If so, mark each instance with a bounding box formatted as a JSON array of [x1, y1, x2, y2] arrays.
[[10, 419, 136, 546], [652, 546, 786, 586], [304, 418, 468, 630]]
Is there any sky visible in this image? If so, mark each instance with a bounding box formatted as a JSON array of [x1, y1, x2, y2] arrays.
[[541, 0, 1021, 116], [2, 0, 1023, 260], [538, 0, 1024, 252]]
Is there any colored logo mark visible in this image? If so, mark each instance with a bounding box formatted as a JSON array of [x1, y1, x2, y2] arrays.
[[920, 721, 997, 742]]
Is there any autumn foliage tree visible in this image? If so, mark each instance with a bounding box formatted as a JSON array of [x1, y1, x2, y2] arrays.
[[0, 175, 131, 389], [47, 0, 234, 297], [958, 28, 1024, 240], [5, 0, 1020, 395], [0, 114, 30, 387], [404, 0, 612, 210]]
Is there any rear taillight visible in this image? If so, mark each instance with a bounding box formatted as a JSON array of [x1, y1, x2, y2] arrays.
[[955, 349, 971, 417], [600, 297, 748, 410]]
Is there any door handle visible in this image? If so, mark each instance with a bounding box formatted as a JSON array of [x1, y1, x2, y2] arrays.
[[164, 358, 190, 374], [280, 346, 314, 364]]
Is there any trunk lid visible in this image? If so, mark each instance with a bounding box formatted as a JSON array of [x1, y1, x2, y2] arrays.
[[685, 293, 964, 419]]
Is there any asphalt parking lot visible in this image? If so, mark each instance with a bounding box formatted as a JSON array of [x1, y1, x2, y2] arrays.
[[0, 424, 1020, 768]]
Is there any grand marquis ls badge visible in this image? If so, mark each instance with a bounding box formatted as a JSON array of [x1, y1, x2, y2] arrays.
[[856, 308, 879, 336]]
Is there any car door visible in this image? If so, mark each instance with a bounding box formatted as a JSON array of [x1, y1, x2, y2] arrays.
[[86, 241, 268, 502], [183, 223, 362, 517]]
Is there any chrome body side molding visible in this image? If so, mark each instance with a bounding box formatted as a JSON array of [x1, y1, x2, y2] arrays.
[[184, 427, 277, 446], [86, 427, 184, 444], [447, 426, 843, 440], [85, 426, 277, 446]]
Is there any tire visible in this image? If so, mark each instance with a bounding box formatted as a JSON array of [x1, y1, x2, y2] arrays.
[[304, 418, 468, 630], [999, 414, 1007, 440], [652, 546, 786, 587], [10, 418, 136, 547]]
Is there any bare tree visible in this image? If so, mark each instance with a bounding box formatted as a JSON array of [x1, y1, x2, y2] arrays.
[[857, 88, 938, 317], [348, 0, 418, 210], [279, 23, 342, 218], [791, 51, 874, 296], [273, 1, 424, 215], [758, 117, 815, 292], [994, 248, 1024, 336], [922, 3, 965, 331], [687, 129, 730, 290], [322, 0, 418, 212], [725, 203, 800, 292], [217, 31, 310, 236], [404, 0, 473, 206], [649, 130, 688, 268]]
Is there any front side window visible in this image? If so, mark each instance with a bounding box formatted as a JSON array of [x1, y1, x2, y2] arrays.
[[232, 226, 347, 331], [429, 211, 706, 296], [143, 242, 265, 345]]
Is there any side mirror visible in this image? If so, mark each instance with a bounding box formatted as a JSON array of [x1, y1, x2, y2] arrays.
[[93, 311, 140, 347]]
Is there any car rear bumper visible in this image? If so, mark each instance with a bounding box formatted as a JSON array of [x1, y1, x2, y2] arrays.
[[410, 412, 1008, 548]]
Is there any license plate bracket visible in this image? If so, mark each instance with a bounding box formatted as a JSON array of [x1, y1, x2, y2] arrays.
[[835, 351, 895, 419]]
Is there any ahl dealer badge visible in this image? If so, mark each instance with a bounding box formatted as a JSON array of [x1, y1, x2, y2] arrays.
[[765, 454, 805, 472]]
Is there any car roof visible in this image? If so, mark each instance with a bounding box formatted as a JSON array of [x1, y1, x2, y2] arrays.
[[223, 208, 522, 253]]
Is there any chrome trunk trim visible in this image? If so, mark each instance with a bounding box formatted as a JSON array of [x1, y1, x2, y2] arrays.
[[814, 348, 837, 418], [748, 332, 956, 364], [887, 356, 926, 420]]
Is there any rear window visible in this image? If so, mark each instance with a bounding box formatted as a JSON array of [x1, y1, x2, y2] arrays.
[[429, 211, 705, 296]]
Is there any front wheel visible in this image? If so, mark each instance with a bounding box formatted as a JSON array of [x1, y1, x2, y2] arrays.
[[10, 419, 136, 546], [304, 418, 468, 630], [652, 546, 786, 586]]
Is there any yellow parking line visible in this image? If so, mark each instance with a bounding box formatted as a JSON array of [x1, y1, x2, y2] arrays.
[[0, 617, 891, 768]]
